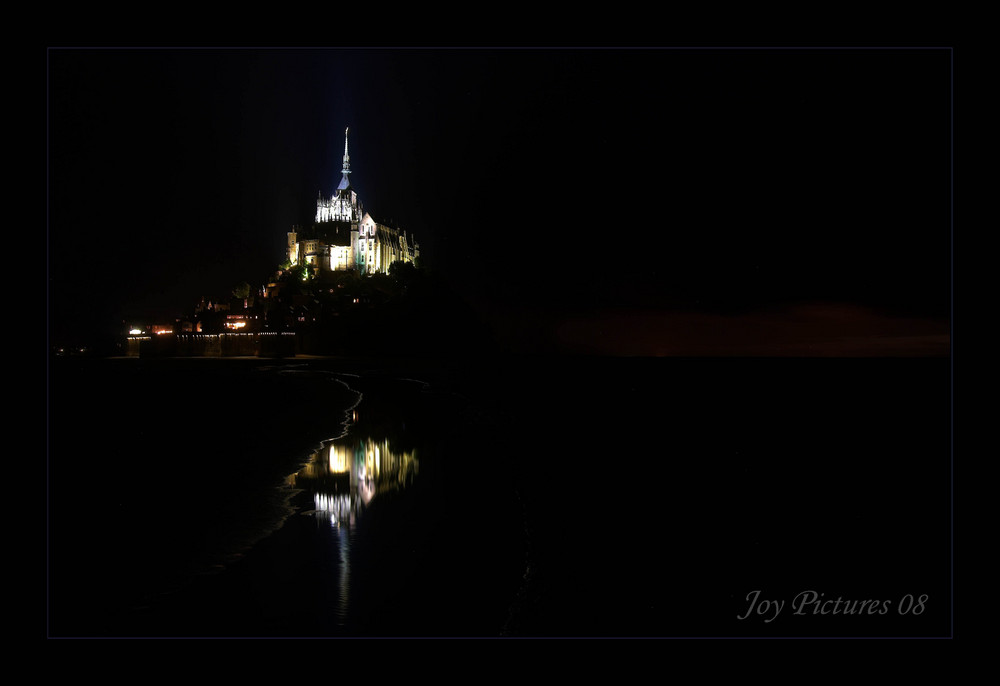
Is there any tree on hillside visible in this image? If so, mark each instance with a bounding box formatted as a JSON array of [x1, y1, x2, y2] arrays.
[[232, 281, 251, 300], [388, 260, 416, 281]]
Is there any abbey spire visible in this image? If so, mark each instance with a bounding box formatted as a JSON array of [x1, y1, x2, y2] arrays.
[[336, 126, 352, 191]]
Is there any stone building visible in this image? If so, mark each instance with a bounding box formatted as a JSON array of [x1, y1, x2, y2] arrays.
[[287, 127, 419, 275]]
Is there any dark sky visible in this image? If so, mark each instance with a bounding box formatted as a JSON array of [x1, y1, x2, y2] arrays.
[[47, 47, 951, 351]]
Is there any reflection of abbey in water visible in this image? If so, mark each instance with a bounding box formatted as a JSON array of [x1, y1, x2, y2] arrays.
[[290, 427, 418, 528]]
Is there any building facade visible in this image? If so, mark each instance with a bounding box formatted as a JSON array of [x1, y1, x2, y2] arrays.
[[287, 128, 419, 275]]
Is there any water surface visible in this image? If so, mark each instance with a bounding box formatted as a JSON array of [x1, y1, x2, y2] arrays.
[[48, 356, 951, 637]]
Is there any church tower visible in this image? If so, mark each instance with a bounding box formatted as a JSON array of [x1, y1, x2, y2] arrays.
[[316, 127, 361, 224]]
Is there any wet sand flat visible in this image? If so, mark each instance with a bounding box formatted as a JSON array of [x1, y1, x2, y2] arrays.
[[48, 355, 951, 637]]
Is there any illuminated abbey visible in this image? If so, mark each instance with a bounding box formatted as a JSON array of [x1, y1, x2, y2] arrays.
[[287, 127, 419, 274]]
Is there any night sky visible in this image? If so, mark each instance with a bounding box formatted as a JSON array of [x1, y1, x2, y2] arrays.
[[47, 47, 951, 354]]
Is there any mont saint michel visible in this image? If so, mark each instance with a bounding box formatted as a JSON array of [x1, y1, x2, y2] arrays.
[[48, 48, 952, 639]]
